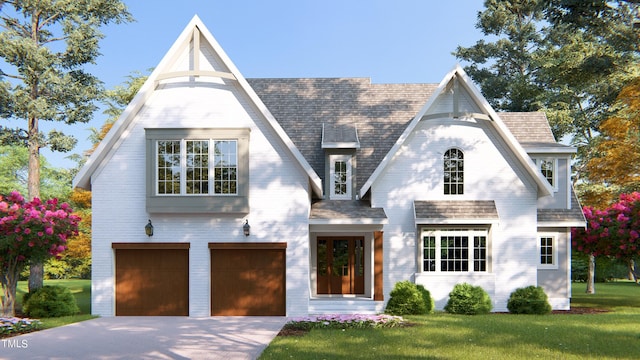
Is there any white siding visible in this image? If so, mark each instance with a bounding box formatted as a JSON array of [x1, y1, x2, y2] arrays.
[[91, 69, 311, 317], [371, 117, 539, 311]]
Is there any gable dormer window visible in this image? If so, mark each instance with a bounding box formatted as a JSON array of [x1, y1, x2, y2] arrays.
[[329, 154, 352, 200], [533, 158, 557, 190], [444, 148, 464, 195]]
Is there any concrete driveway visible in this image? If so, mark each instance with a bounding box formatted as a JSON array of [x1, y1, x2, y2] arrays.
[[0, 316, 286, 360]]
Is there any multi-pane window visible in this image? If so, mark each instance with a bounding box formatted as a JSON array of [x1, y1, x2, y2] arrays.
[[157, 140, 181, 195], [533, 158, 556, 189], [539, 160, 554, 187], [421, 229, 488, 272], [540, 237, 554, 265], [444, 148, 464, 195], [186, 140, 209, 194], [334, 160, 347, 195], [213, 140, 237, 194], [155, 139, 237, 195], [329, 154, 352, 200]]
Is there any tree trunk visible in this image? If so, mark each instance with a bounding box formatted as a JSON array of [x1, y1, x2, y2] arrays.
[[629, 259, 638, 284], [28, 263, 44, 293], [27, 112, 44, 292], [586, 254, 596, 294], [1, 260, 21, 317]]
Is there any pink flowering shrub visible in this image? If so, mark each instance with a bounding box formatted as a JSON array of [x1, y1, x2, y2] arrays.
[[284, 314, 404, 331], [0, 191, 80, 317], [572, 192, 640, 259]]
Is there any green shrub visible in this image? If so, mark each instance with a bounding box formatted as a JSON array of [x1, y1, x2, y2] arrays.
[[507, 286, 552, 314], [385, 280, 434, 315], [444, 283, 492, 315], [416, 284, 435, 314], [22, 285, 80, 318]]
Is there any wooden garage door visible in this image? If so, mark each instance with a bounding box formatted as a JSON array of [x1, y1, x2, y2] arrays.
[[113, 243, 189, 316], [210, 243, 286, 316]]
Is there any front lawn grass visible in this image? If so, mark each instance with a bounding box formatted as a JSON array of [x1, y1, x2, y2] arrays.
[[260, 281, 640, 359], [15, 279, 95, 329]]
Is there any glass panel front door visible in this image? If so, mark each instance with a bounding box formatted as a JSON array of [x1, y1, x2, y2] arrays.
[[317, 237, 365, 295]]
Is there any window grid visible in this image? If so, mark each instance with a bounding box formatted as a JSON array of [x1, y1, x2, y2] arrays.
[[213, 140, 238, 195], [441, 236, 469, 272], [157, 140, 181, 194], [540, 237, 553, 265], [421, 229, 488, 273], [186, 140, 209, 194], [156, 139, 237, 196], [474, 236, 487, 271], [444, 148, 464, 195], [334, 160, 348, 195], [423, 236, 436, 272], [539, 160, 554, 187]]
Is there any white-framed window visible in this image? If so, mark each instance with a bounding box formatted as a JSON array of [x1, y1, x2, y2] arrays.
[[420, 228, 488, 272], [444, 148, 464, 195], [539, 235, 557, 269], [146, 128, 249, 214], [329, 154, 352, 200], [156, 139, 237, 196], [533, 158, 557, 190]]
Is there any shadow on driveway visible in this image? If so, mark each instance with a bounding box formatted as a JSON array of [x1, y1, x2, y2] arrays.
[[1, 316, 286, 360]]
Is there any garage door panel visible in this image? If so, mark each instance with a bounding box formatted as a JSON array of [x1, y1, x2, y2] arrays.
[[115, 248, 189, 316], [210, 246, 285, 316]]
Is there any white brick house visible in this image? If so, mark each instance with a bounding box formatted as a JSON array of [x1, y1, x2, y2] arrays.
[[74, 16, 585, 317]]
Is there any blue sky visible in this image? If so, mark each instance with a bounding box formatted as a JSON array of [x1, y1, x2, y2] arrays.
[[34, 0, 487, 168]]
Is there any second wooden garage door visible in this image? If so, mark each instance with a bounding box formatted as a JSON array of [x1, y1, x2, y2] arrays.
[[210, 243, 286, 316]]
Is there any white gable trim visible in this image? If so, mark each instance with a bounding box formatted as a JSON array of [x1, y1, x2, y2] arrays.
[[358, 64, 554, 199], [73, 15, 323, 197]]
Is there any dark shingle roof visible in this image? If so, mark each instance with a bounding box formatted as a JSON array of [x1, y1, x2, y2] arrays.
[[248, 78, 437, 189], [414, 200, 499, 221], [537, 189, 586, 225], [310, 200, 387, 220], [498, 112, 556, 144], [248, 79, 568, 192]]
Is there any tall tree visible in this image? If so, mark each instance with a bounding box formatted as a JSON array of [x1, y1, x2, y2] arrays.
[[540, 0, 640, 186], [572, 192, 640, 292], [583, 78, 640, 207], [0, 0, 132, 291], [454, 0, 640, 181], [453, 0, 547, 113], [0, 145, 73, 201]]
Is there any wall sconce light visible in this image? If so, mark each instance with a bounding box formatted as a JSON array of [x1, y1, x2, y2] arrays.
[[243, 220, 250, 237], [145, 219, 154, 237]]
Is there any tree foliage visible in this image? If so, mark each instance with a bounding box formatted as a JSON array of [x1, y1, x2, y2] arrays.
[[0, 191, 80, 316], [0, 145, 73, 201], [0, 1, 133, 190], [581, 78, 640, 206], [0, 0, 131, 291], [454, 0, 640, 191], [572, 192, 640, 260], [572, 192, 640, 289]]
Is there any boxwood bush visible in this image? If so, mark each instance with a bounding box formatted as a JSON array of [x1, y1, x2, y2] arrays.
[[507, 286, 552, 314], [22, 285, 80, 318], [385, 280, 434, 315], [444, 283, 492, 315]]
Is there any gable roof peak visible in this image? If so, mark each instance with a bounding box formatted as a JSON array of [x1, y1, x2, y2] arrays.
[[73, 16, 323, 196], [358, 64, 555, 199]]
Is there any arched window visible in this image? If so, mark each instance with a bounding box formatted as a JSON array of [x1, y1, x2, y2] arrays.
[[444, 148, 463, 195]]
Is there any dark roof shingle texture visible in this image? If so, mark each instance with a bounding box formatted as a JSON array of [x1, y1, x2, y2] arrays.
[[248, 78, 567, 190], [414, 200, 499, 220]]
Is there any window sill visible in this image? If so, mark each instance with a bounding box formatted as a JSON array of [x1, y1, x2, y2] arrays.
[[146, 195, 248, 214]]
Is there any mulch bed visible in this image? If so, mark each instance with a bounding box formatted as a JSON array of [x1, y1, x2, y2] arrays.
[[551, 307, 610, 314]]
